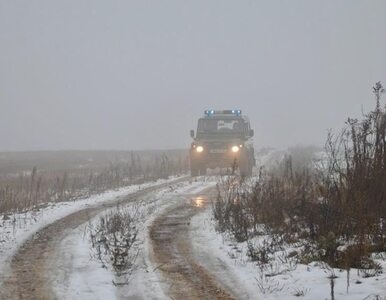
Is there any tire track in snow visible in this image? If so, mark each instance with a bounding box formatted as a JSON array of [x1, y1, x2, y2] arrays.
[[0, 176, 190, 300], [149, 188, 236, 300]]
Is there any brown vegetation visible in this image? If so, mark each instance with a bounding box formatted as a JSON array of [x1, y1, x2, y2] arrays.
[[213, 82, 386, 271], [0, 150, 189, 214]]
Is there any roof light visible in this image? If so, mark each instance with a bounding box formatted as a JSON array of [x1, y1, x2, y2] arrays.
[[204, 109, 215, 116], [204, 109, 242, 116]]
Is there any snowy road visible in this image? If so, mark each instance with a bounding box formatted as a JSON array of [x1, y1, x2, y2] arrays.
[[149, 188, 236, 300], [1, 177, 248, 300], [4, 173, 384, 300], [0, 177, 190, 299]]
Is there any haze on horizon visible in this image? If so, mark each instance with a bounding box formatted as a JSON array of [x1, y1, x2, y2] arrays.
[[1, 0, 386, 152]]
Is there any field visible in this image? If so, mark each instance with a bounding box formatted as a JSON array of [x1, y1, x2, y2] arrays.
[[0, 149, 189, 214]]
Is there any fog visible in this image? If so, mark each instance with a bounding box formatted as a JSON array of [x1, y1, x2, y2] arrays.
[[1, 0, 386, 151]]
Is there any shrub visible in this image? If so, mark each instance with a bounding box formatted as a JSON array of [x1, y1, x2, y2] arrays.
[[212, 82, 386, 272], [89, 206, 140, 285]]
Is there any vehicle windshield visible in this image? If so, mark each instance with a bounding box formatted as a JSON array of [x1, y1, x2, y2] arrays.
[[197, 118, 246, 135]]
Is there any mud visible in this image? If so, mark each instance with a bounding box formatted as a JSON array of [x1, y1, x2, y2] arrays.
[[0, 177, 189, 300], [149, 189, 236, 300]]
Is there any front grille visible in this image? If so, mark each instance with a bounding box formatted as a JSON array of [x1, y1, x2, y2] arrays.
[[206, 142, 228, 150]]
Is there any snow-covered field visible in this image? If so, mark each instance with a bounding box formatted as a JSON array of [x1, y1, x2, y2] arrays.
[[2, 167, 386, 299], [190, 206, 386, 300]]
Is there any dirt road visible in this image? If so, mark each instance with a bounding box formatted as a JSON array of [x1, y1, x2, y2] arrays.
[[149, 188, 236, 300], [0, 177, 189, 300], [1, 178, 239, 300]]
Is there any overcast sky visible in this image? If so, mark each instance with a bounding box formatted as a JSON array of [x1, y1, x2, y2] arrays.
[[1, 1, 386, 151]]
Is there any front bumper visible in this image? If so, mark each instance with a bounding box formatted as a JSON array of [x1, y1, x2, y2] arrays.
[[190, 150, 244, 169]]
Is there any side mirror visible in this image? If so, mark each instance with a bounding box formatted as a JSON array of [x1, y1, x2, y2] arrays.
[[190, 130, 195, 138], [249, 129, 254, 137]]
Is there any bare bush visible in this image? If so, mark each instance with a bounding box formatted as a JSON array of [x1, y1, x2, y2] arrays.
[[363, 295, 385, 300], [89, 205, 140, 285], [255, 268, 285, 294], [212, 82, 386, 277], [212, 176, 252, 242], [292, 287, 310, 297]]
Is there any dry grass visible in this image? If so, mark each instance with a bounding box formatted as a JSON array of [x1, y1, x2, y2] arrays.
[[213, 82, 386, 271], [0, 150, 189, 214]]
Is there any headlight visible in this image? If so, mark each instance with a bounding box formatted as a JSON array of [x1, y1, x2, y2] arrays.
[[196, 146, 204, 153], [231, 146, 239, 153]]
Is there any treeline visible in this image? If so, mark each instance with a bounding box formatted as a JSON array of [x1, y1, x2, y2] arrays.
[[213, 82, 386, 270], [0, 151, 189, 214]]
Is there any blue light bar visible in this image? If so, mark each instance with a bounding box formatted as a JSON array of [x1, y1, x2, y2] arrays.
[[204, 109, 242, 116], [204, 109, 215, 116]]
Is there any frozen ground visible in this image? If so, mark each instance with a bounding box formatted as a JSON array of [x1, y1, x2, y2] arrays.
[[0, 174, 221, 299], [2, 169, 385, 299], [51, 178, 217, 299], [0, 175, 186, 289], [190, 207, 386, 300]]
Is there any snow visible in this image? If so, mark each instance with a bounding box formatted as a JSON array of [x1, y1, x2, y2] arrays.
[[0, 175, 186, 288], [2, 172, 385, 299], [124, 180, 216, 299], [50, 177, 217, 299], [190, 207, 386, 300], [54, 232, 116, 300]]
